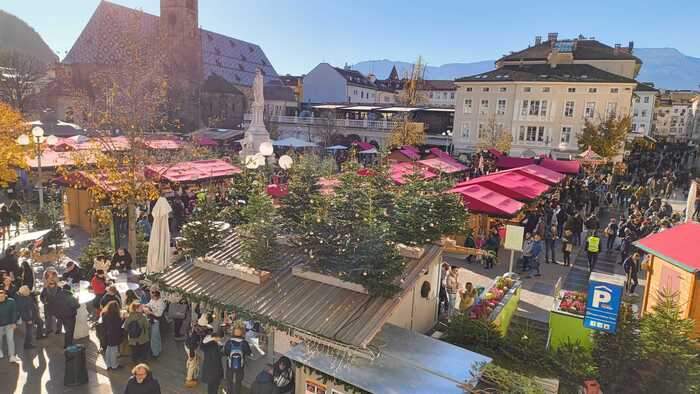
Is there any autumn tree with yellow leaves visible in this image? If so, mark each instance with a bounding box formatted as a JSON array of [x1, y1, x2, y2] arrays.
[[476, 114, 512, 154], [65, 14, 184, 257], [0, 101, 29, 187]]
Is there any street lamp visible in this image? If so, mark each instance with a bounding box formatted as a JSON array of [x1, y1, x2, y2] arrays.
[[17, 126, 57, 209]]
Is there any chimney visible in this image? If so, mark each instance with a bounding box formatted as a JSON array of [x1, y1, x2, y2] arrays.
[[535, 36, 542, 45], [614, 43, 621, 54], [548, 32, 558, 42], [628, 41, 634, 52]]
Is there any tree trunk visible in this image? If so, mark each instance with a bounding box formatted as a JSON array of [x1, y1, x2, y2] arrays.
[[127, 199, 137, 266]]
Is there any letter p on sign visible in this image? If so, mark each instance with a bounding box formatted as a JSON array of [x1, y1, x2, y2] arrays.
[[592, 286, 612, 308]]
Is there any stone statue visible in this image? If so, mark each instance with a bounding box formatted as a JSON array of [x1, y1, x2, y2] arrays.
[[241, 68, 270, 157], [253, 69, 264, 105]]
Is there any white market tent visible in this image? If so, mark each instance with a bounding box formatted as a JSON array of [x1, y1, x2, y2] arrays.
[[272, 137, 318, 148], [326, 145, 347, 150], [360, 148, 379, 154]]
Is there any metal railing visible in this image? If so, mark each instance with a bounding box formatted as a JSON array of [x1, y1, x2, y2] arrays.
[[244, 114, 399, 130]]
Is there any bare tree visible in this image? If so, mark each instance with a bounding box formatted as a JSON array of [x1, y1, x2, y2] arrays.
[[476, 115, 512, 153], [389, 56, 428, 147], [313, 109, 341, 147], [0, 49, 45, 114]]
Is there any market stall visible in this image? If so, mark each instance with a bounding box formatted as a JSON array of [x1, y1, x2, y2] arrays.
[[387, 145, 421, 162], [548, 289, 592, 349], [635, 222, 700, 337], [145, 159, 242, 184], [465, 274, 522, 336], [540, 159, 581, 175], [456, 172, 550, 201], [389, 162, 437, 185], [495, 156, 535, 170], [507, 164, 566, 186]]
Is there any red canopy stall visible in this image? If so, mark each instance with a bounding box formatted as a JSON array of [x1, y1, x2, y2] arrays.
[[540, 159, 580, 175], [389, 162, 437, 185], [508, 164, 565, 185], [451, 185, 524, 217], [146, 159, 241, 183], [495, 157, 535, 169], [457, 172, 550, 201]]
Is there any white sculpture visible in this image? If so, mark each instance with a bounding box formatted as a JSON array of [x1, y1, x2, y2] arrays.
[[241, 69, 270, 157]]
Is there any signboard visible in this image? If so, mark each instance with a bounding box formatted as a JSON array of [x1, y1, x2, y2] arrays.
[[504, 225, 524, 251], [583, 279, 623, 333]]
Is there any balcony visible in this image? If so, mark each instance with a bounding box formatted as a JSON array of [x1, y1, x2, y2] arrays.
[[244, 114, 400, 130]]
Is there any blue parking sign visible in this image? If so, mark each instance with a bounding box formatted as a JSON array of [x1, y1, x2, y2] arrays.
[[583, 280, 623, 333]]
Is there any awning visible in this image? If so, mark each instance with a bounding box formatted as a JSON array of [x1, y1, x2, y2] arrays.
[[360, 148, 378, 154], [510, 164, 565, 185], [325, 145, 347, 150], [352, 141, 374, 151], [634, 222, 700, 273], [451, 185, 524, 217], [377, 107, 419, 112], [312, 104, 347, 110], [422, 148, 468, 172], [144, 139, 184, 150], [495, 156, 535, 169], [389, 162, 437, 185], [342, 105, 382, 111], [460, 172, 550, 201], [272, 137, 318, 148], [540, 159, 580, 174], [146, 159, 242, 183]]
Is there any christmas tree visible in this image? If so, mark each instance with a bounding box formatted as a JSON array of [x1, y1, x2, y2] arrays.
[[238, 182, 280, 270], [180, 198, 224, 259]]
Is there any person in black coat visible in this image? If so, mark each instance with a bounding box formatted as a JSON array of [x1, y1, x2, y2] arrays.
[[19, 258, 34, 290], [200, 332, 224, 394], [101, 300, 124, 370], [251, 365, 275, 394], [53, 285, 80, 348], [15, 285, 38, 349], [61, 261, 82, 285], [124, 364, 161, 394], [111, 248, 132, 273]]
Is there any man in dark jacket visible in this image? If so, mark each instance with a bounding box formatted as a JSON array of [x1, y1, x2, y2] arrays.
[[53, 285, 80, 348], [623, 252, 642, 294], [200, 332, 224, 394], [125, 363, 161, 394], [40, 279, 61, 335], [14, 285, 38, 349], [0, 247, 20, 280], [61, 261, 82, 285]]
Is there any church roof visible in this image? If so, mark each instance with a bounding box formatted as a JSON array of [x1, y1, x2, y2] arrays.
[[63, 1, 280, 87]]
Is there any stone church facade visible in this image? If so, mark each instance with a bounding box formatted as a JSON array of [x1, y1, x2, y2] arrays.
[[45, 0, 285, 131]]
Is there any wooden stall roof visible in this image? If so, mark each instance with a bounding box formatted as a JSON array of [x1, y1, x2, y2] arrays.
[[634, 222, 700, 273], [159, 232, 442, 348]]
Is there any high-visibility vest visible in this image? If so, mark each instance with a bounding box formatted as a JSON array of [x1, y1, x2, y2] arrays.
[[587, 236, 600, 253]]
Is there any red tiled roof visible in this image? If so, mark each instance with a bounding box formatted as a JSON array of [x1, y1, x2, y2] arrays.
[[634, 222, 700, 273], [144, 139, 184, 150]]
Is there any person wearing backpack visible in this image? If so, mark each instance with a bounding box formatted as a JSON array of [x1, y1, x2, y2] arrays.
[[124, 302, 150, 363], [224, 326, 252, 394], [168, 297, 189, 341]]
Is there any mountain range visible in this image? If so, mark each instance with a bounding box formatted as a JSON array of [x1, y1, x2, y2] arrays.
[[0, 10, 58, 65], [352, 48, 700, 90]]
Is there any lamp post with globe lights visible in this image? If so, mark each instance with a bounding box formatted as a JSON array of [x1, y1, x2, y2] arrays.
[[17, 127, 57, 209]]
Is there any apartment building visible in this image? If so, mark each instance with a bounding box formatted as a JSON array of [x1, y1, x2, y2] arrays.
[[652, 91, 699, 142], [453, 34, 642, 156], [454, 64, 636, 156], [303, 63, 379, 104], [631, 83, 657, 137]]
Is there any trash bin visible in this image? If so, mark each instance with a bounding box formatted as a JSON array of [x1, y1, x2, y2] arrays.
[[64, 344, 88, 386]]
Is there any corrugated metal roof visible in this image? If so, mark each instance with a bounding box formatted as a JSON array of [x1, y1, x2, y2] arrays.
[[160, 232, 442, 348]]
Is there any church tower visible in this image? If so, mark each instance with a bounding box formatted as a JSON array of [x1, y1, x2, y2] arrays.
[[160, 0, 203, 127]]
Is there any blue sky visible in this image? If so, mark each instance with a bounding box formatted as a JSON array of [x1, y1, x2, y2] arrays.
[[3, 0, 700, 75]]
